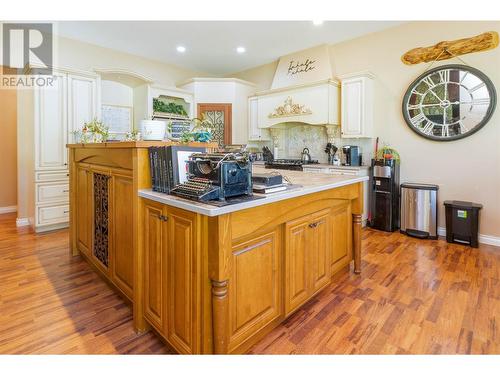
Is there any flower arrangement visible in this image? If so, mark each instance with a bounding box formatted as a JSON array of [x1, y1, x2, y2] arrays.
[[72, 118, 109, 143]]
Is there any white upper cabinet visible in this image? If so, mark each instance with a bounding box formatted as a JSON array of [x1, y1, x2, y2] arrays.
[[256, 80, 339, 128], [35, 72, 68, 170], [248, 97, 270, 141], [67, 73, 99, 141], [340, 72, 374, 138]]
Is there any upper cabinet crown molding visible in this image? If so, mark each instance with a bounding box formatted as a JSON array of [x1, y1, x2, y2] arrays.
[[338, 71, 376, 80], [25, 63, 99, 78], [255, 78, 339, 96], [177, 77, 257, 88], [93, 68, 154, 87]]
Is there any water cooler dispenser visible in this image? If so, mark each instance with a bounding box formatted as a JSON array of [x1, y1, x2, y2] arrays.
[[369, 159, 400, 232]]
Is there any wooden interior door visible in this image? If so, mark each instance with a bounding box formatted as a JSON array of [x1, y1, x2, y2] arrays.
[[197, 103, 232, 147]]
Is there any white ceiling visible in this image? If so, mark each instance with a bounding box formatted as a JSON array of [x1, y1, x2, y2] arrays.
[[55, 21, 403, 76]]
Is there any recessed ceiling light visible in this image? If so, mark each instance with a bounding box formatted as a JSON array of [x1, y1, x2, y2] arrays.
[[176, 46, 186, 53], [236, 46, 246, 54], [312, 20, 324, 26]]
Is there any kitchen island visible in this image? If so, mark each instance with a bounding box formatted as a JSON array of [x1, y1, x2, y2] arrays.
[[137, 167, 367, 354]]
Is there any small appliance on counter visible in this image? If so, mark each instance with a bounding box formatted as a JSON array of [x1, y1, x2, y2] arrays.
[[400, 183, 439, 239], [341, 145, 361, 166], [170, 152, 253, 202], [261, 146, 319, 171], [369, 158, 400, 232], [444, 200, 482, 247]]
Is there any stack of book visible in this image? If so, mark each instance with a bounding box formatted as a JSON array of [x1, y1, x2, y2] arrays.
[[252, 173, 287, 194], [148, 146, 175, 193]]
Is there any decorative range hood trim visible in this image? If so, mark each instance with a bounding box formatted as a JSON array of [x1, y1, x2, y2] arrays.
[[268, 96, 312, 118], [255, 79, 340, 128]]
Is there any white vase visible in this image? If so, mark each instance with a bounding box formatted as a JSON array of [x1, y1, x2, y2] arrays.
[[140, 120, 166, 141]]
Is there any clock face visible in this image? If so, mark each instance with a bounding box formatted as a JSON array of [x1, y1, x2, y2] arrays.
[[403, 64, 496, 141]]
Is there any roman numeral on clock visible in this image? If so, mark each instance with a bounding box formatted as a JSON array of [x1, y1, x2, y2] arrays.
[[421, 121, 434, 135], [470, 97, 490, 105], [422, 76, 435, 88], [410, 112, 426, 126], [438, 70, 450, 83]]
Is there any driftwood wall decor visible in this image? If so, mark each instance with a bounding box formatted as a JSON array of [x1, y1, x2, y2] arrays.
[[401, 31, 499, 65]]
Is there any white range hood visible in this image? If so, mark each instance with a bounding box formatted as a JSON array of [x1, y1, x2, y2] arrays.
[[255, 79, 340, 128]]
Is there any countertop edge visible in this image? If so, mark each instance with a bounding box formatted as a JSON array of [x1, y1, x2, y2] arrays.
[[138, 176, 369, 217]]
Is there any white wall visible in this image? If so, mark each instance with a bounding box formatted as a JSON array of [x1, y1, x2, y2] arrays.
[[55, 35, 204, 86], [101, 80, 133, 107]]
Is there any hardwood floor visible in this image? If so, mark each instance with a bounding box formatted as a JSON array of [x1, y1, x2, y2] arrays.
[[250, 228, 500, 354], [0, 213, 171, 354], [0, 212, 498, 354]]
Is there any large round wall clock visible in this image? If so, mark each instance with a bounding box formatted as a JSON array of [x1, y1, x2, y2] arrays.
[[402, 64, 496, 141]]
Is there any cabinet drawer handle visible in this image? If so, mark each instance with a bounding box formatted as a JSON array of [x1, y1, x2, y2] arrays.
[[308, 222, 318, 228]]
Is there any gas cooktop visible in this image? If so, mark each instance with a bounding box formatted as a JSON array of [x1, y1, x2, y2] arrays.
[[264, 159, 319, 171]]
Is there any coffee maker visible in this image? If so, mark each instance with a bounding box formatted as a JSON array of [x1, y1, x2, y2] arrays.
[[341, 145, 360, 166]]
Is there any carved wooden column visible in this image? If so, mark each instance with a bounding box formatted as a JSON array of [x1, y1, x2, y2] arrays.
[[208, 214, 231, 354], [352, 214, 362, 274], [211, 279, 229, 354]]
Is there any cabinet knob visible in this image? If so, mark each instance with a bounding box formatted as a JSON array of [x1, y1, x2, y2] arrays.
[[308, 222, 318, 228], [158, 215, 168, 222]]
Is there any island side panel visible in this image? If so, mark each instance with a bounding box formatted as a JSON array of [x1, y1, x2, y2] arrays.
[[351, 182, 364, 274], [69, 147, 78, 256], [133, 148, 152, 332]]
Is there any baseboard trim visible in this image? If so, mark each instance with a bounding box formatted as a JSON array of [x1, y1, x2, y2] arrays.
[[16, 218, 30, 227], [0, 205, 17, 214], [437, 227, 500, 247]]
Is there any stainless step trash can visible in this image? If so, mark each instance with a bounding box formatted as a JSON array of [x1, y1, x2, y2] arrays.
[[400, 183, 439, 239]]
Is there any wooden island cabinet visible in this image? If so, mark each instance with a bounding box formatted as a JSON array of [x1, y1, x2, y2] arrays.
[[68, 141, 214, 305], [137, 176, 364, 354], [69, 144, 364, 354]]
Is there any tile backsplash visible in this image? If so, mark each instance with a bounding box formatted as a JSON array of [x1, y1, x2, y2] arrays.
[[278, 123, 375, 165], [246, 123, 375, 165]]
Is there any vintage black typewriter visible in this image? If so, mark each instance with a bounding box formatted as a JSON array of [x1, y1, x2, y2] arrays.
[[171, 152, 252, 202]]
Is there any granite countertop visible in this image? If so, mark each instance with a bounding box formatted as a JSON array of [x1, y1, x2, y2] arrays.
[[138, 166, 368, 217], [302, 164, 370, 170]]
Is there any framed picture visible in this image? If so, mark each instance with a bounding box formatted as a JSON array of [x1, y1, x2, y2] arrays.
[[101, 104, 133, 138]]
